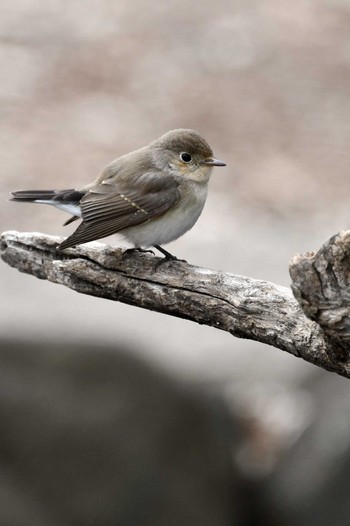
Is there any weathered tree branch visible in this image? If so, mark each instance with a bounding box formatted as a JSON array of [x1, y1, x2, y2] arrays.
[[290, 231, 350, 361], [1, 230, 350, 379]]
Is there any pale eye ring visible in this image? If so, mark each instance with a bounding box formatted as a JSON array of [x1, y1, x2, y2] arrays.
[[180, 152, 192, 163]]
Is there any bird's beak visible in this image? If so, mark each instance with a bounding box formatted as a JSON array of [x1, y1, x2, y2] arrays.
[[202, 157, 226, 167]]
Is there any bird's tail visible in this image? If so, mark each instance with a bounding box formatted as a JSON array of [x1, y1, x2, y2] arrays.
[[11, 188, 84, 203], [10, 189, 84, 225], [10, 189, 60, 202]]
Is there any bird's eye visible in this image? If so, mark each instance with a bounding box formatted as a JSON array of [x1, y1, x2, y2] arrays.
[[180, 152, 192, 163]]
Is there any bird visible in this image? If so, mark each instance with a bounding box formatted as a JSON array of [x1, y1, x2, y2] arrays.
[[11, 129, 226, 259]]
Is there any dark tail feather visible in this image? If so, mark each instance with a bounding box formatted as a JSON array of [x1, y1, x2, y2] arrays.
[[63, 215, 79, 226], [10, 190, 59, 202], [11, 188, 84, 227], [10, 189, 84, 203]]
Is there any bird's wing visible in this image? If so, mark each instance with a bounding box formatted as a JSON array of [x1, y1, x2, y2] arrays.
[[58, 172, 180, 249]]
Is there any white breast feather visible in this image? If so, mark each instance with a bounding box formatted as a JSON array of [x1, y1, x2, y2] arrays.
[[121, 182, 208, 248]]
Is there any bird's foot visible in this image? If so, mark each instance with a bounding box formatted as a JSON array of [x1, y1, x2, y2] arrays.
[[153, 245, 187, 264], [123, 247, 155, 257]]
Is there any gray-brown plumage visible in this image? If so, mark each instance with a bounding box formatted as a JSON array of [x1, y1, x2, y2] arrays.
[[11, 129, 226, 258]]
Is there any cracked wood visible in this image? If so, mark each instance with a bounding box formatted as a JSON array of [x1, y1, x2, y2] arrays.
[[1, 230, 350, 379]]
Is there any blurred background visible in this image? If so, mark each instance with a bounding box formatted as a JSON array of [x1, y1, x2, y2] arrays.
[[1, 0, 350, 524]]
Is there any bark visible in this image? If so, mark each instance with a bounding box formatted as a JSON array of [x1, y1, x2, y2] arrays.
[[1, 230, 350, 379], [290, 231, 350, 361]]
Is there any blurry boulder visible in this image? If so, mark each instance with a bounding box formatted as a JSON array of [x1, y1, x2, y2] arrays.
[[0, 339, 238, 526]]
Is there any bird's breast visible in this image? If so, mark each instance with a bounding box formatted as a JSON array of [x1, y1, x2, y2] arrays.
[[121, 181, 208, 248]]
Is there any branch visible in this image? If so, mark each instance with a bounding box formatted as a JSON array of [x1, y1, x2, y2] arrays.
[[1, 230, 350, 379], [290, 231, 350, 361]]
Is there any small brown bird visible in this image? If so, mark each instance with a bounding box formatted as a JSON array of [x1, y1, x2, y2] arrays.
[[11, 129, 226, 259]]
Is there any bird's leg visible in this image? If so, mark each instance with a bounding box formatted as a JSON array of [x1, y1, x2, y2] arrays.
[[123, 245, 187, 264], [153, 245, 177, 259], [153, 245, 187, 263]]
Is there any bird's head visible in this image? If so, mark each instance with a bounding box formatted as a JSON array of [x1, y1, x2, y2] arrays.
[[151, 129, 226, 182]]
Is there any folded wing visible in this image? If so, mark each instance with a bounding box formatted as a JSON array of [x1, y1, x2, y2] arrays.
[[58, 172, 180, 249]]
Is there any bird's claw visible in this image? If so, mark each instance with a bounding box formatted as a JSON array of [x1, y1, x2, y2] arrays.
[[123, 247, 155, 257]]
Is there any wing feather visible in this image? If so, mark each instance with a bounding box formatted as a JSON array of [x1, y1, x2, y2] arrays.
[[59, 172, 180, 249]]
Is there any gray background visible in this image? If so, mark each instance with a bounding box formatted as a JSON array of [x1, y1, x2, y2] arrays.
[[1, 1, 350, 524]]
